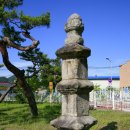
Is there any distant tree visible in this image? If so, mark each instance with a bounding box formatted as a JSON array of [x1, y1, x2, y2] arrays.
[[46, 57, 61, 89], [0, 77, 9, 82], [38, 57, 61, 91], [0, 0, 50, 116], [8, 75, 16, 83]]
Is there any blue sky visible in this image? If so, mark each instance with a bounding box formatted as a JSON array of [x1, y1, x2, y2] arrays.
[[0, 0, 130, 77]]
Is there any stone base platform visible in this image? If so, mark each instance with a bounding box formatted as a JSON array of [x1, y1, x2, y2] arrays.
[[50, 115, 97, 130]]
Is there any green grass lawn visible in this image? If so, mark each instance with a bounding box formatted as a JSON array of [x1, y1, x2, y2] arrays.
[[0, 103, 130, 130]]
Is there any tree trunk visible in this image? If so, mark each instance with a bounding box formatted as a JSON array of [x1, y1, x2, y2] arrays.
[[18, 78, 38, 116], [0, 42, 38, 116]]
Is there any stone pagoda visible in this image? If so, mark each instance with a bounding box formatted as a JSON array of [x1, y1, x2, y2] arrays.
[[50, 13, 97, 130]]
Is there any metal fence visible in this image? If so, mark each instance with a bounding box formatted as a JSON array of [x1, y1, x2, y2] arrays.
[[1, 87, 130, 112], [90, 88, 130, 112]]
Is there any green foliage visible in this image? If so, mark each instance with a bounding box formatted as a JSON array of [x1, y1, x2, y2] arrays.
[[27, 76, 42, 91], [2, 23, 25, 44], [0, 0, 50, 45], [18, 48, 50, 90], [13, 85, 26, 103], [18, 48, 49, 70], [20, 12, 50, 30], [0, 0, 23, 9], [18, 48, 61, 90], [39, 57, 61, 89]]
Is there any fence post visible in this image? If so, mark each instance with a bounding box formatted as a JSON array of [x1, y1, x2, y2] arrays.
[[50, 90, 53, 103], [94, 91, 97, 108], [112, 90, 115, 110], [120, 89, 123, 111]]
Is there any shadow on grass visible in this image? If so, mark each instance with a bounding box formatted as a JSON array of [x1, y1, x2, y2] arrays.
[[100, 121, 118, 130], [0, 103, 61, 126]]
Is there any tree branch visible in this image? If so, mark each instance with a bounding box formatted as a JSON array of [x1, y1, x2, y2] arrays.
[[0, 42, 24, 78], [25, 69, 41, 78], [0, 84, 16, 103], [9, 19, 21, 29], [2, 34, 39, 51]]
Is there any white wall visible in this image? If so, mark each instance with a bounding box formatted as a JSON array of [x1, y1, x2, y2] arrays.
[[90, 80, 120, 89]]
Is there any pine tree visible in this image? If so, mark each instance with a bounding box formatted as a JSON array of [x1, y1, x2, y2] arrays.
[[0, 0, 50, 116], [18, 48, 50, 78], [19, 48, 61, 91]]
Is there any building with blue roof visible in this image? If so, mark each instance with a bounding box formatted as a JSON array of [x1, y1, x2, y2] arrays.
[[88, 76, 120, 89]]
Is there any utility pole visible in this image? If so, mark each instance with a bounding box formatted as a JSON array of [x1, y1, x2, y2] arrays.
[[106, 58, 112, 83], [106, 58, 115, 110]]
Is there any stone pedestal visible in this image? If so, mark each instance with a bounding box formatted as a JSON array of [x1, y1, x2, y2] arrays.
[[50, 14, 97, 130]]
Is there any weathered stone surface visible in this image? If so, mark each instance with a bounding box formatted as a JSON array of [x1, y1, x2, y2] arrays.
[[50, 116, 97, 130], [50, 13, 97, 130], [65, 14, 84, 33], [64, 14, 84, 45], [62, 58, 88, 80], [56, 44, 91, 59], [56, 79, 93, 94], [62, 94, 89, 116]]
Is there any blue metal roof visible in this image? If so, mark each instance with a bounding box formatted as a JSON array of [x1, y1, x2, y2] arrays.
[[88, 76, 120, 80]]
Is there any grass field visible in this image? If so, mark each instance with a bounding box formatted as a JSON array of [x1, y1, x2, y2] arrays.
[[0, 103, 130, 130]]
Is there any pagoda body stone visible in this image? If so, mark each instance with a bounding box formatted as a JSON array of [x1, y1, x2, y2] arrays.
[[50, 13, 97, 130]]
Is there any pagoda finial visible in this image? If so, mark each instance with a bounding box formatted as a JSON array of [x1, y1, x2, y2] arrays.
[[65, 13, 84, 45]]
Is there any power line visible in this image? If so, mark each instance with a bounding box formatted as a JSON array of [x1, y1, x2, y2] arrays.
[[89, 66, 120, 69], [0, 65, 120, 70]]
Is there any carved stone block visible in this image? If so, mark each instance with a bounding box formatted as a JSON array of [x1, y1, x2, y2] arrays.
[[62, 59, 87, 79], [62, 93, 89, 116]]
